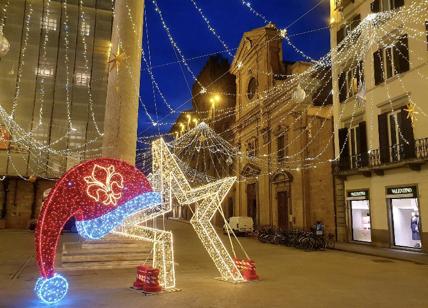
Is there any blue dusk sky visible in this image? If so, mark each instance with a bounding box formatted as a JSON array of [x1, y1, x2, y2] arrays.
[[138, 0, 331, 138]]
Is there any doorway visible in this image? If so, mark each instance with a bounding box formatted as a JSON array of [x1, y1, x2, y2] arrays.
[[277, 191, 289, 230], [247, 183, 257, 225], [350, 200, 371, 242]]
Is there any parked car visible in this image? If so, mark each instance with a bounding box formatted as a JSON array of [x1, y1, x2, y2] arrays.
[[223, 216, 254, 235]]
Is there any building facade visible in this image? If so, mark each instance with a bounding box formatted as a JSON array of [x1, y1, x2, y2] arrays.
[[0, 0, 143, 229], [230, 25, 336, 233], [330, 0, 428, 253]]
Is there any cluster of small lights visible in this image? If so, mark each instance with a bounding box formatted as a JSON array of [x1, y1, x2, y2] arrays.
[[150, 0, 204, 88], [1, 0, 428, 184], [240, 1, 270, 24], [78, 0, 103, 136], [188, 0, 234, 58], [9, 2, 34, 120], [62, 0, 77, 132], [76, 192, 161, 240]]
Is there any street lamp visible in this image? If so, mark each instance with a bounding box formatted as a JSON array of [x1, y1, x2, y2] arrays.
[[193, 118, 199, 127], [210, 94, 221, 124], [179, 123, 185, 136], [186, 114, 192, 129]]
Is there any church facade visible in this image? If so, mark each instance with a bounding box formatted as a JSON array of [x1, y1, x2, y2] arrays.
[[229, 24, 336, 234]]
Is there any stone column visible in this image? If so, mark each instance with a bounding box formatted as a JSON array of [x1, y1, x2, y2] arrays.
[[102, 0, 144, 165]]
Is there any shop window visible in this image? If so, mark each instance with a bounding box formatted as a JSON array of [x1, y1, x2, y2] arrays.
[[80, 21, 91, 37], [373, 34, 409, 85], [42, 16, 57, 31], [75, 72, 91, 86], [35, 67, 54, 78], [388, 187, 421, 249], [350, 200, 371, 242], [378, 107, 415, 164]]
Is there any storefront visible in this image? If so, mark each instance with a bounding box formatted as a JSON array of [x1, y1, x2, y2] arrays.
[[387, 186, 422, 250], [347, 190, 371, 243]]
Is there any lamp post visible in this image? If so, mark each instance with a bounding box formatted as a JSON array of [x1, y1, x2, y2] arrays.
[[193, 118, 199, 127], [186, 114, 192, 130], [179, 123, 185, 136], [209, 94, 221, 127]]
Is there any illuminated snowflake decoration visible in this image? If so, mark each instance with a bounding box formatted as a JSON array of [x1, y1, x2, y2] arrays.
[[84, 164, 124, 206]]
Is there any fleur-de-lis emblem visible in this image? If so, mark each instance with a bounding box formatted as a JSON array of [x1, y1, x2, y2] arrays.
[[84, 164, 124, 206]]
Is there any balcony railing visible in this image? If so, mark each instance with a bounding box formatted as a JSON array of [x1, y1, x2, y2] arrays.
[[338, 137, 428, 173], [416, 137, 428, 159]]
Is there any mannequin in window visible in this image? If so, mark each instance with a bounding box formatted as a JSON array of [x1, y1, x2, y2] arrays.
[[362, 213, 371, 230], [411, 212, 421, 248]]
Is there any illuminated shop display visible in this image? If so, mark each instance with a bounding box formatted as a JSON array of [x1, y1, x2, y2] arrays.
[[347, 190, 372, 243], [387, 186, 422, 250]]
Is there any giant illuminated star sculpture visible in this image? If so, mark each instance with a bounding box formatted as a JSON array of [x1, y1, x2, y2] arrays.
[[150, 138, 244, 282]]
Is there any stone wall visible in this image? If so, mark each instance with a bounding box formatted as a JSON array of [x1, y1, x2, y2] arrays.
[[0, 178, 55, 229]]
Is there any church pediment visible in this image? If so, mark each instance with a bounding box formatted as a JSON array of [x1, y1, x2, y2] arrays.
[[230, 24, 279, 74], [271, 171, 293, 183], [241, 163, 261, 177]]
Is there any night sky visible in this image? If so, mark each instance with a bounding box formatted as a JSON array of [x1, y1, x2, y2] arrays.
[[138, 0, 331, 138]]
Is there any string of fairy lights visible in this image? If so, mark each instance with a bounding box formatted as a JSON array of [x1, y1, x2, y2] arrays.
[[0, 0, 426, 183]]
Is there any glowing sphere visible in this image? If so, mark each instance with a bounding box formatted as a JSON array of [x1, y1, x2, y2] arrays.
[[292, 84, 306, 103], [34, 274, 69, 305]]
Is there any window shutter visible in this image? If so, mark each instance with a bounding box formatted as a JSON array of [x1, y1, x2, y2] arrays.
[[400, 106, 416, 159], [394, 0, 404, 9], [357, 60, 365, 87], [358, 121, 368, 166], [373, 49, 384, 85], [350, 14, 361, 31], [378, 113, 390, 164], [371, 0, 380, 12], [425, 21, 428, 50], [339, 72, 347, 103], [339, 128, 350, 169], [337, 26, 345, 46], [394, 34, 410, 74]]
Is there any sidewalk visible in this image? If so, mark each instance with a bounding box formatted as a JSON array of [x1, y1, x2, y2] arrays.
[[334, 242, 428, 265]]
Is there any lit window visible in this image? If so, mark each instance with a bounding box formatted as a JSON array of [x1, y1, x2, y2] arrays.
[[35, 67, 54, 77], [75, 72, 91, 86], [42, 17, 57, 31], [80, 21, 90, 36]]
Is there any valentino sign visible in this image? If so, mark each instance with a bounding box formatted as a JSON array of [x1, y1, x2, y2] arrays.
[[386, 186, 417, 198]]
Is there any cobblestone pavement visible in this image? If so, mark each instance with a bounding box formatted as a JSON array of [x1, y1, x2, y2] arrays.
[[1, 220, 428, 308]]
